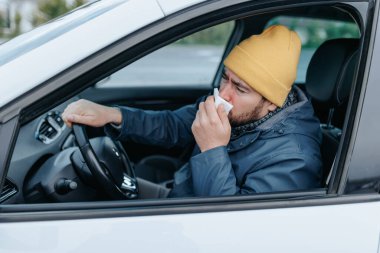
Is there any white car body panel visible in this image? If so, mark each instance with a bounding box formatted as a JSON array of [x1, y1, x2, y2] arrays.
[[1, 202, 379, 252], [0, 0, 125, 61], [157, 0, 206, 15], [0, 0, 164, 108]]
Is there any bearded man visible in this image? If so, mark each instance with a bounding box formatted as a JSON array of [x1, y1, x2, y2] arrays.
[[62, 25, 322, 198]]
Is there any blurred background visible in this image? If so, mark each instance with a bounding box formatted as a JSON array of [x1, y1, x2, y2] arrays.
[[0, 0, 88, 44]]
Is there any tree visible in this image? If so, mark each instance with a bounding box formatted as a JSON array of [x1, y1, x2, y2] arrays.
[[0, 12, 4, 37], [175, 22, 234, 45], [72, 0, 86, 8], [11, 11, 22, 37]]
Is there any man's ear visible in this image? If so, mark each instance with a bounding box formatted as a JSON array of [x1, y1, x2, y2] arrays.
[[267, 102, 277, 112]]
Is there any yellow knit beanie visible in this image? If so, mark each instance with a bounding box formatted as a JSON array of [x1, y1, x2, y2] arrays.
[[224, 25, 301, 107]]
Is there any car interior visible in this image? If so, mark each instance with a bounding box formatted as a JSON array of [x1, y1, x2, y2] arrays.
[[0, 4, 362, 204]]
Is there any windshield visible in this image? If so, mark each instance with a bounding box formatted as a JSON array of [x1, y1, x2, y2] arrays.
[[0, 0, 125, 66]]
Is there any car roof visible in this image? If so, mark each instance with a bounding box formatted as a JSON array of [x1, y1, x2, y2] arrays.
[[0, 0, 206, 109]]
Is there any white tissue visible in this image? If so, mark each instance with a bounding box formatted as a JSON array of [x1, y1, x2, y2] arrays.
[[214, 88, 233, 114]]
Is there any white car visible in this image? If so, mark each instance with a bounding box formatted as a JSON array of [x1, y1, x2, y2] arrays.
[[1, 0, 380, 252]]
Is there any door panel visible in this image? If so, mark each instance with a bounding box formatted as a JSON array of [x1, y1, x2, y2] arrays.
[[1, 201, 380, 252]]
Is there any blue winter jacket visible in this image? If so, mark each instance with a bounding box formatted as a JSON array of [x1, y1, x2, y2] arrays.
[[105, 86, 322, 197]]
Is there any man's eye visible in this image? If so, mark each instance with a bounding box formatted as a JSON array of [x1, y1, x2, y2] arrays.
[[222, 73, 228, 80], [236, 87, 246, 93]]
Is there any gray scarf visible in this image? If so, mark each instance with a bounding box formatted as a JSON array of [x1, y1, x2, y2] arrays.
[[231, 88, 298, 139]]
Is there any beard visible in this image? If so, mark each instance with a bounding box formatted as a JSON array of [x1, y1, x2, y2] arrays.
[[228, 98, 266, 127]]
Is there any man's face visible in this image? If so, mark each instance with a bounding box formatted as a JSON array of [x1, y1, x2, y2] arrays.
[[219, 68, 276, 127]]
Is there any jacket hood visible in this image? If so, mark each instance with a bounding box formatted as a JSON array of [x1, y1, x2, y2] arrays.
[[227, 86, 322, 152], [257, 85, 321, 142]]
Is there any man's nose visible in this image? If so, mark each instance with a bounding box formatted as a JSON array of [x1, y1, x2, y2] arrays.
[[219, 83, 232, 102]]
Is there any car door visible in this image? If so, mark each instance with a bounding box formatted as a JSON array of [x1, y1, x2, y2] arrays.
[[1, 0, 380, 252]]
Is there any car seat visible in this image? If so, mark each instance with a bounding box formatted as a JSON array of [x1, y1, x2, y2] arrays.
[[305, 38, 359, 186]]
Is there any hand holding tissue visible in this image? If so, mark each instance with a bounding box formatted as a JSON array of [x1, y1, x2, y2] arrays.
[[214, 88, 233, 114]]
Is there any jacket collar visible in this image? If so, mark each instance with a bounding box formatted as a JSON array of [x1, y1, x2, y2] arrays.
[[231, 87, 298, 139], [227, 86, 312, 152]]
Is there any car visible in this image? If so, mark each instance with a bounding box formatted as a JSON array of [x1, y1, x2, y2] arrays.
[[1, 0, 380, 252]]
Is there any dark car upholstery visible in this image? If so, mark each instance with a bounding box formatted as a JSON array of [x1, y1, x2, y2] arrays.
[[305, 38, 359, 185]]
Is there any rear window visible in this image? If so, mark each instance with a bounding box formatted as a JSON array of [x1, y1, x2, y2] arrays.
[[267, 16, 360, 83]]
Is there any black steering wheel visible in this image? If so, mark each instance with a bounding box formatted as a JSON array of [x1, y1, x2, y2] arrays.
[[72, 124, 138, 199]]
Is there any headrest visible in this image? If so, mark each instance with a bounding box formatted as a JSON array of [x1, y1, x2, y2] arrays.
[[306, 39, 359, 108]]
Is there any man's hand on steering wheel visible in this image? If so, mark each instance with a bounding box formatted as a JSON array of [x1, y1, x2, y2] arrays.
[[62, 99, 122, 128], [63, 100, 137, 199]]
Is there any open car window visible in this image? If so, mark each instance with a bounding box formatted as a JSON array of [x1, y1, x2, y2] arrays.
[[96, 22, 235, 88]]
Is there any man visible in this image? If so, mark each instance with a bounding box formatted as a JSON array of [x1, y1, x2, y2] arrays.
[[62, 25, 322, 198]]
